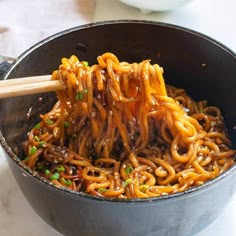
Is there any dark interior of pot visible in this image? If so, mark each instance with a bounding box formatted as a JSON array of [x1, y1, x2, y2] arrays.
[[1, 21, 236, 161]]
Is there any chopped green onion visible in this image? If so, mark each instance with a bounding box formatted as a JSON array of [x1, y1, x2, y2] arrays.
[[61, 177, 72, 186], [199, 109, 205, 113], [29, 146, 37, 156], [64, 121, 69, 128], [126, 179, 133, 184], [76, 89, 88, 100], [76, 91, 83, 100], [82, 61, 89, 67], [50, 172, 60, 180], [37, 165, 44, 171], [34, 136, 40, 142], [45, 169, 51, 175], [122, 178, 133, 188], [83, 89, 88, 96], [98, 188, 108, 193], [24, 156, 29, 161], [34, 123, 41, 129], [139, 185, 149, 192], [39, 141, 46, 148], [56, 165, 65, 172], [125, 165, 133, 174], [46, 118, 54, 125]]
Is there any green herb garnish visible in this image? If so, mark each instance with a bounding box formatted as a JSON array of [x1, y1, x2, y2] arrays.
[[46, 118, 54, 125], [98, 188, 108, 193], [199, 109, 205, 113], [56, 165, 65, 172], [125, 165, 133, 174], [24, 156, 29, 161], [39, 141, 46, 148], [139, 185, 149, 192], [76, 92, 83, 100], [82, 61, 89, 67], [50, 172, 60, 180], [64, 121, 69, 128], [45, 169, 51, 175], [34, 123, 41, 129], [29, 146, 37, 156], [34, 136, 40, 142], [37, 165, 44, 171], [61, 177, 72, 186], [122, 178, 133, 188], [76, 89, 88, 100]]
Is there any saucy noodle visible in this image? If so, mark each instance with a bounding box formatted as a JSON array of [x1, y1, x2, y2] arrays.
[[23, 53, 235, 198]]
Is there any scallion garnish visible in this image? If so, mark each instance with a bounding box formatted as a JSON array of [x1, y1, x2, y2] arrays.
[[46, 118, 54, 125], [34, 123, 41, 129], [122, 178, 133, 188], [50, 172, 60, 180], [64, 121, 69, 128], [82, 61, 89, 67], [45, 169, 51, 175], [39, 141, 46, 148], [139, 185, 149, 192], [37, 165, 44, 171], [199, 109, 205, 113], [61, 177, 72, 186], [76, 92, 83, 100], [29, 146, 37, 156], [98, 188, 108, 193], [76, 89, 88, 100], [125, 165, 133, 174], [34, 136, 40, 142], [56, 165, 65, 172]]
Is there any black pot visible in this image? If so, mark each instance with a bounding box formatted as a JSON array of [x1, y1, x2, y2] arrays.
[[0, 20, 235, 236]]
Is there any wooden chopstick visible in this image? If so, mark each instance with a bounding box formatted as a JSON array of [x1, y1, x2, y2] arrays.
[[0, 75, 52, 87], [0, 75, 64, 99]]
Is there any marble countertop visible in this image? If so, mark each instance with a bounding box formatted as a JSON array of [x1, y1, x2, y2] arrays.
[[1, 0, 236, 235]]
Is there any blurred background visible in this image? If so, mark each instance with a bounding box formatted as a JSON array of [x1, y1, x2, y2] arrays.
[[0, 0, 236, 235], [1, 0, 236, 58]]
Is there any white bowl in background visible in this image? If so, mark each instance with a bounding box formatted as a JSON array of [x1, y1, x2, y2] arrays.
[[118, 0, 195, 12]]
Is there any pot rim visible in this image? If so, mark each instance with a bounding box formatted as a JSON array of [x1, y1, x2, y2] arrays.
[[1, 19, 236, 203]]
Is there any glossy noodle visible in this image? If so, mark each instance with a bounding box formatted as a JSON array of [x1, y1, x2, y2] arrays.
[[23, 53, 235, 198]]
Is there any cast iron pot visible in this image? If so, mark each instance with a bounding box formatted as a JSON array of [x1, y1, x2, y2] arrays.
[[0, 20, 236, 236]]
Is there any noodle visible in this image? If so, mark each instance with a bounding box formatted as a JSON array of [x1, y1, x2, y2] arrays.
[[23, 53, 235, 198]]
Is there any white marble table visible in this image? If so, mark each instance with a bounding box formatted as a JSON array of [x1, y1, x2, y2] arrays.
[[1, 0, 236, 235]]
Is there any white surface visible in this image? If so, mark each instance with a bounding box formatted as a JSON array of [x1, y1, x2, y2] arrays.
[[0, 0, 236, 235], [0, 0, 94, 58], [94, 0, 236, 53], [118, 0, 194, 12], [0, 147, 61, 236]]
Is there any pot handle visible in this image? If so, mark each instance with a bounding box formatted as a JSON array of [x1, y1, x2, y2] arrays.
[[0, 55, 15, 80]]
